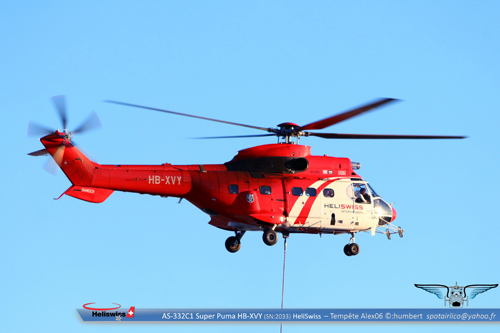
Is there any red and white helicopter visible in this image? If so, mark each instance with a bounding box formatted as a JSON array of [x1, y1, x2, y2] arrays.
[[29, 97, 465, 256]]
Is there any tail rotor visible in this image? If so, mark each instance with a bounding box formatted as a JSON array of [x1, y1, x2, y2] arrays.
[[27, 96, 101, 174]]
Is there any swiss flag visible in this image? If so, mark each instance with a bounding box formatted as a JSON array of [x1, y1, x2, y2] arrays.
[[126, 306, 135, 318]]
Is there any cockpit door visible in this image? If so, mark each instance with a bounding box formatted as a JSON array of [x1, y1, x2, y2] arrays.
[[346, 182, 372, 226]]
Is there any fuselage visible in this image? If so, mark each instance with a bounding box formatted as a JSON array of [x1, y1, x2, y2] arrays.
[[40, 133, 395, 236]]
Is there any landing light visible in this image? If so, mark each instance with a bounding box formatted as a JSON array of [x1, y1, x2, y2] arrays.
[[351, 162, 361, 170]]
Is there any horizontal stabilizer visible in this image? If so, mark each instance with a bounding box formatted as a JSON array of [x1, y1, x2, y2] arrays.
[[60, 186, 114, 203], [28, 148, 50, 156]]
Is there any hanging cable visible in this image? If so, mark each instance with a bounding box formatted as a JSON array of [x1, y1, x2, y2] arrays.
[[280, 234, 288, 333]]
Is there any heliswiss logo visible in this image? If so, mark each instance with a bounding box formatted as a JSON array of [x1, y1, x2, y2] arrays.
[[83, 303, 135, 320]]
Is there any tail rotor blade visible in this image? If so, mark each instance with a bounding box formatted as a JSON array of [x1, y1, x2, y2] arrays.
[[52, 95, 68, 130], [28, 121, 54, 137], [73, 111, 102, 135], [43, 157, 59, 175]]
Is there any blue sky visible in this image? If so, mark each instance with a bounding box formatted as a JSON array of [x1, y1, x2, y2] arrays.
[[2, 1, 500, 332]]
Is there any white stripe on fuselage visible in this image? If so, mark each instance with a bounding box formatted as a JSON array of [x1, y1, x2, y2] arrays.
[[286, 180, 324, 224]]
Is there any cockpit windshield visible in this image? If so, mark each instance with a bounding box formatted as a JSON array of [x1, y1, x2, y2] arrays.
[[367, 183, 380, 198]]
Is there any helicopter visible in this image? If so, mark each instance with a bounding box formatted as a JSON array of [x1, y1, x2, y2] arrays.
[[28, 96, 465, 256]]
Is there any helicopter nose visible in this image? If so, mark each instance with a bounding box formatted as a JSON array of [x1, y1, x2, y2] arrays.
[[391, 206, 397, 222]]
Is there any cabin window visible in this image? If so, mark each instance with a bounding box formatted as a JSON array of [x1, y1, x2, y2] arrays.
[[323, 188, 334, 197], [228, 184, 239, 194], [306, 188, 317, 196], [292, 187, 303, 196], [260, 186, 271, 195]]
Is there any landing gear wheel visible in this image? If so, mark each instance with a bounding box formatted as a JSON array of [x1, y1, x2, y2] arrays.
[[344, 243, 360, 256], [348, 243, 360, 256], [225, 236, 241, 253], [343, 244, 352, 256], [263, 229, 278, 246], [398, 227, 404, 238]]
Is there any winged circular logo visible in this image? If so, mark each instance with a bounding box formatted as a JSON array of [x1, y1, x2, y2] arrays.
[[246, 193, 255, 203], [415, 282, 498, 308]]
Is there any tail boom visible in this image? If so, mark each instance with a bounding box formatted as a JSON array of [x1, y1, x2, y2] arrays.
[[40, 132, 192, 202]]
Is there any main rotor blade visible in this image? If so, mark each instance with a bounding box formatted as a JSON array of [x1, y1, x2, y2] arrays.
[[309, 133, 467, 139], [193, 134, 276, 139], [28, 121, 54, 137], [104, 100, 272, 132], [52, 95, 68, 130], [300, 98, 399, 131], [72, 111, 102, 134]]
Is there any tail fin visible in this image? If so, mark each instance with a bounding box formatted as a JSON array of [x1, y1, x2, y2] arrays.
[[40, 132, 96, 187]]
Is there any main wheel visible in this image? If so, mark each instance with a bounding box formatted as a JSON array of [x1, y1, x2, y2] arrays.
[[348, 243, 360, 256], [343, 244, 352, 256], [263, 229, 278, 246], [225, 236, 241, 253]]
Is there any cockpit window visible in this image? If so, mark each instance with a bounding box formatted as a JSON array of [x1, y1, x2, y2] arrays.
[[374, 198, 392, 224], [367, 183, 380, 197], [349, 183, 371, 204]]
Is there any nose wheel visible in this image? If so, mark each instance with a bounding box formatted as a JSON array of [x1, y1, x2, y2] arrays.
[[344, 232, 360, 256], [344, 243, 360, 256]]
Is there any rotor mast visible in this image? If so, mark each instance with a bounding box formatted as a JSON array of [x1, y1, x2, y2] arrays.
[[276, 123, 303, 144]]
